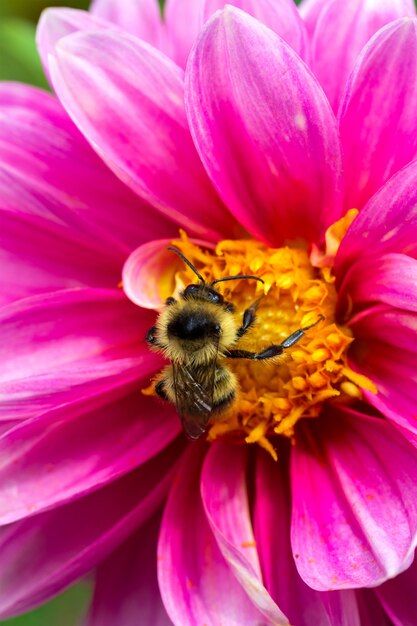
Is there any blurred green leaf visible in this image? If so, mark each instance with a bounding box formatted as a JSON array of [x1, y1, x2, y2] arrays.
[[0, 0, 90, 22], [0, 19, 48, 88], [0, 583, 92, 626]]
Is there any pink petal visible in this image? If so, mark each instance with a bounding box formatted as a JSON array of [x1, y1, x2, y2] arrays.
[[338, 253, 417, 313], [0, 389, 179, 525], [165, 0, 309, 69], [0, 287, 180, 523], [123, 239, 176, 309], [49, 29, 235, 242], [350, 306, 417, 356], [0, 82, 173, 259], [0, 444, 180, 618], [0, 421, 21, 438], [87, 514, 172, 626], [348, 306, 417, 449], [0, 210, 119, 306], [0, 82, 175, 306], [201, 442, 289, 624], [36, 8, 114, 82], [310, 0, 415, 112], [340, 18, 417, 210], [335, 160, 417, 278], [254, 448, 362, 626], [376, 555, 417, 626], [122, 237, 215, 309], [158, 443, 269, 626], [163, 0, 205, 68], [205, 0, 309, 61], [355, 590, 392, 626], [90, 0, 164, 45], [291, 408, 417, 590], [185, 7, 343, 246], [0, 288, 154, 421], [298, 0, 327, 36]]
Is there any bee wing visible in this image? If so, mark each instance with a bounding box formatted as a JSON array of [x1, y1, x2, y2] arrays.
[[172, 357, 217, 440]]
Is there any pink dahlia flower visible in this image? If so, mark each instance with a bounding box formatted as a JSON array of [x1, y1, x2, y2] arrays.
[[1, 0, 417, 624]]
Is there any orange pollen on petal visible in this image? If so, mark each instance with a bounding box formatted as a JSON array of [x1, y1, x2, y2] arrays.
[[154, 225, 375, 457]]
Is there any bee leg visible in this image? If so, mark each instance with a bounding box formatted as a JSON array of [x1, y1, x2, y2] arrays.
[[165, 297, 176, 305], [227, 316, 324, 360], [236, 300, 259, 338], [145, 326, 166, 348], [225, 346, 283, 360], [155, 379, 169, 400]]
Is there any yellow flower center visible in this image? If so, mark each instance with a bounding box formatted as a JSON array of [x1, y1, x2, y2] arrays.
[[148, 212, 376, 459]]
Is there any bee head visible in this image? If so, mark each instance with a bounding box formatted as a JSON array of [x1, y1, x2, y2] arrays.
[[182, 283, 224, 305], [167, 306, 222, 342], [164, 247, 264, 349], [167, 284, 224, 344]]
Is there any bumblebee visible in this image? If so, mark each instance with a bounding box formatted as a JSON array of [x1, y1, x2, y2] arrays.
[[146, 247, 324, 439]]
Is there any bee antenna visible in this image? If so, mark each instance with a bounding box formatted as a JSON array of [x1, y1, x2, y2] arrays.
[[211, 274, 264, 286], [167, 246, 205, 283]]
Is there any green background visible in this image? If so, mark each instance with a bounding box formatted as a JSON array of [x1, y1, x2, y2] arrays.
[[0, 0, 89, 88], [1, 584, 91, 626]]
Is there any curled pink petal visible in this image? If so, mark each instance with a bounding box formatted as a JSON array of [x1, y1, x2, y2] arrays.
[[201, 442, 289, 624], [0, 444, 180, 619], [158, 443, 268, 626], [90, 0, 164, 45], [87, 515, 172, 626], [254, 449, 362, 626], [122, 237, 215, 309], [310, 0, 415, 112], [123, 240, 177, 309], [50, 29, 235, 242], [335, 159, 417, 278], [186, 7, 343, 246], [340, 18, 417, 210], [291, 408, 417, 590]]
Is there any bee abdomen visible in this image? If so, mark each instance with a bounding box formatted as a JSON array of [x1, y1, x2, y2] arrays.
[[212, 367, 237, 413], [212, 389, 236, 413]]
